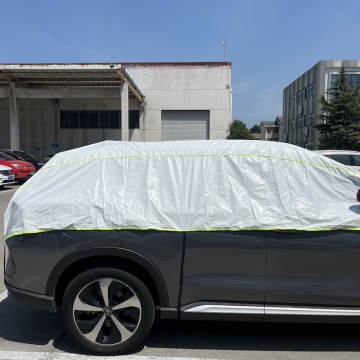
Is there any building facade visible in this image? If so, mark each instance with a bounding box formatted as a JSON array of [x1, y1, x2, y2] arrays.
[[0, 62, 232, 158], [283, 60, 360, 150], [251, 117, 282, 141], [260, 118, 280, 141]]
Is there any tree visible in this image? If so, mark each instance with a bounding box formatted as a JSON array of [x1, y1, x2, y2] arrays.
[[249, 124, 261, 133], [227, 120, 255, 140], [316, 66, 360, 150]]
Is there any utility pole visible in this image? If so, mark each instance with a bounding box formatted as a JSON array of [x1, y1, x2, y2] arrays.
[[222, 40, 227, 61]]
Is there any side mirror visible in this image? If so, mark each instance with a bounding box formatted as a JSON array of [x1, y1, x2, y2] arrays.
[[357, 189, 360, 202]]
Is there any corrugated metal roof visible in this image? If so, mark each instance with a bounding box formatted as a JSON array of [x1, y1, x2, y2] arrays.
[[0, 62, 231, 101], [0, 63, 144, 101]]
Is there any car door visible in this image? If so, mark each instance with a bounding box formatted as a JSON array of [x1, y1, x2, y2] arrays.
[[180, 231, 266, 321], [265, 230, 360, 318]]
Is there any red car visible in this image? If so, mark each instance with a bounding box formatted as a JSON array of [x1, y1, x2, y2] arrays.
[[0, 151, 36, 183]]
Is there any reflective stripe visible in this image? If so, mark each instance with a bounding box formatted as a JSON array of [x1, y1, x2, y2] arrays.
[[184, 305, 264, 315], [266, 306, 360, 316], [183, 304, 360, 317]]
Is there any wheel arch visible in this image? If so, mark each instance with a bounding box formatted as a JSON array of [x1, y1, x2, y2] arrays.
[[46, 247, 169, 309]]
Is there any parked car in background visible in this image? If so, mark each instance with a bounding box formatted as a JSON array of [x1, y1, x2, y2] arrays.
[[314, 150, 360, 170], [0, 149, 44, 170], [43, 154, 55, 163], [0, 164, 14, 189], [0, 151, 36, 183]]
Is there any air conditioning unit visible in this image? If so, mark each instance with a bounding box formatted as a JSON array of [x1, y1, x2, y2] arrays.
[[303, 126, 309, 136]]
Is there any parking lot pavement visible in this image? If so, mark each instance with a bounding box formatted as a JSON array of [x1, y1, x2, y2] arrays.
[[1, 288, 360, 360]]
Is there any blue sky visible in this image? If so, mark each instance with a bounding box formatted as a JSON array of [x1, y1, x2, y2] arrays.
[[2, 0, 360, 128]]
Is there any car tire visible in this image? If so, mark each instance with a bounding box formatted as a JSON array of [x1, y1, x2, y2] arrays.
[[62, 267, 155, 355]]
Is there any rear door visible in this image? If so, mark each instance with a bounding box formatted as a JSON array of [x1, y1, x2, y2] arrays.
[[265, 230, 360, 316], [180, 231, 266, 321]]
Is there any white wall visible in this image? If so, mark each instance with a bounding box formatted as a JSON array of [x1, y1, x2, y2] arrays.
[[126, 64, 231, 141]]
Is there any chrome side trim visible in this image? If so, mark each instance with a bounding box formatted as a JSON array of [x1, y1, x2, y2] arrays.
[[183, 304, 360, 317], [265, 306, 360, 316], [184, 305, 264, 314]]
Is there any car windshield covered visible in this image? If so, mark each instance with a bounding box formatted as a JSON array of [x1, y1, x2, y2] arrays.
[[0, 152, 15, 161]]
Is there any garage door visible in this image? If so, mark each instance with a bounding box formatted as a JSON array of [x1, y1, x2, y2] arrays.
[[161, 110, 209, 141]]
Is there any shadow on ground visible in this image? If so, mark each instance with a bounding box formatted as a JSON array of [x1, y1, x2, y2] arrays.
[[0, 295, 65, 345], [2, 295, 360, 354], [142, 319, 360, 352]]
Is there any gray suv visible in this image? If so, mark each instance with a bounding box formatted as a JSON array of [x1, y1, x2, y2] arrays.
[[4, 140, 360, 355]]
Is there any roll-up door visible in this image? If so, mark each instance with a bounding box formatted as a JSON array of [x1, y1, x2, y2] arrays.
[[161, 110, 209, 141]]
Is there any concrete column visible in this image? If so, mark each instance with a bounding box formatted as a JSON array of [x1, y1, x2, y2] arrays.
[[9, 82, 20, 149], [121, 81, 129, 141]]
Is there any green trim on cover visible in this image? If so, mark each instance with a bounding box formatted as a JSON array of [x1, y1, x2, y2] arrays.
[[41, 152, 360, 175], [5, 225, 360, 242]]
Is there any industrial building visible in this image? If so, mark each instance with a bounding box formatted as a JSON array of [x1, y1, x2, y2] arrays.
[[0, 62, 232, 158], [283, 60, 360, 149]]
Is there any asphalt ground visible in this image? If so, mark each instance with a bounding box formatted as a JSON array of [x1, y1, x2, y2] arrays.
[[1, 184, 360, 359]]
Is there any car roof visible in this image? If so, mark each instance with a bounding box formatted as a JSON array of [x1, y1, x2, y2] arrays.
[[2, 149, 24, 153]]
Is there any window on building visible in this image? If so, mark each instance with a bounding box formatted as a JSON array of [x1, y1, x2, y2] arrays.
[[330, 74, 339, 89], [69, 111, 80, 128], [348, 74, 360, 88], [296, 90, 304, 104], [289, 95, 296, 108], [305, 84, 314, 99], [79, 111, 100, 128], [129, 110, 140, 129], [296, 116, 305, 129], [289, 120, 295, 130], [266, 127, 279, 134], [305, 114, 314, 127], [60, 110, 140, 129], [331, 73, 360, 89]]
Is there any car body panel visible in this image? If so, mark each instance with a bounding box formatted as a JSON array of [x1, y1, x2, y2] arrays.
[[0, 151, 36, 182], [0, 149, 44, 170], [5, 232, 63, 294], [5, 228, 360, 324], [0, 164, 14, 187], [266, 230, 360, 306], [314, 150, 360, 170], [119, 230, 183, 308], [55, 230, 123, 256], [181, 231, 266, 306]]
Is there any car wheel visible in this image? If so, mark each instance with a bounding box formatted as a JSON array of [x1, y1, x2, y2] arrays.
[[62, 267, 155, 355]]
